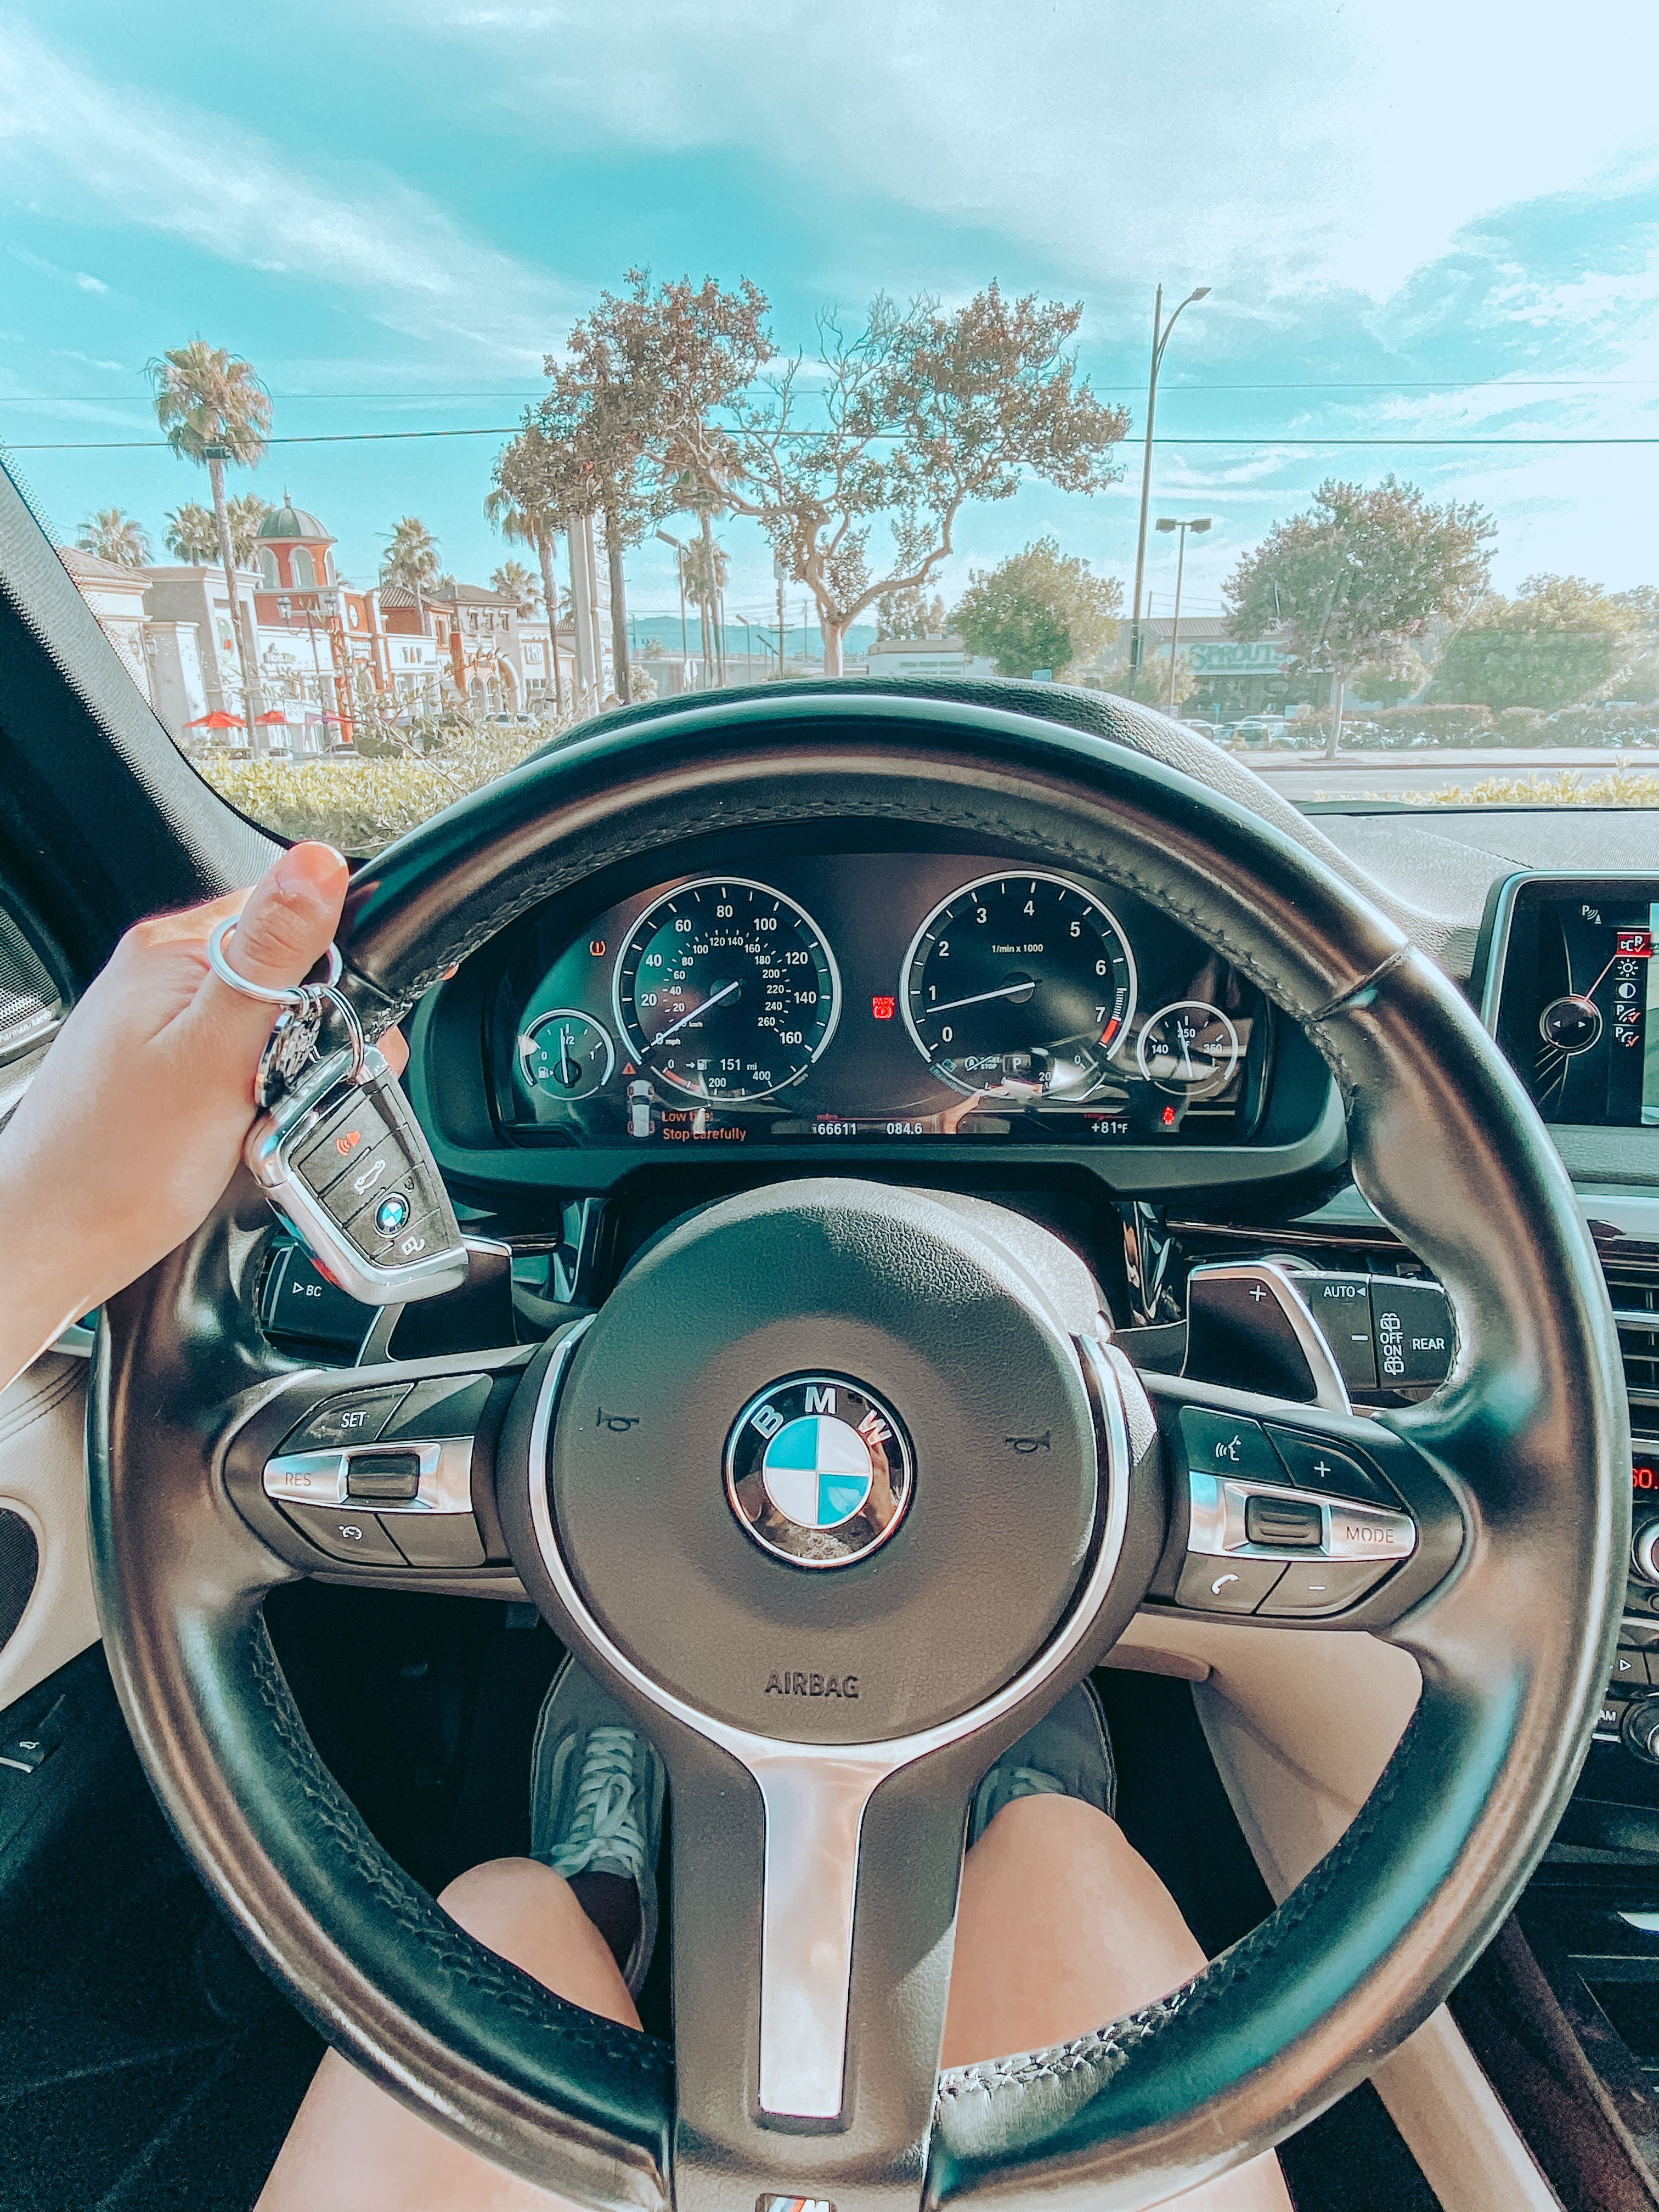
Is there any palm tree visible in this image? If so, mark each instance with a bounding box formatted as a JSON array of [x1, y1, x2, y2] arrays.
[[487, 426, 585, 715], [166, 493, 269, 567], [381, 517, 442, 629], [489, 559, 539, 614], [682, 529, 730, 684], [76, 508, 152, 568], [148, 341, 270, 747]]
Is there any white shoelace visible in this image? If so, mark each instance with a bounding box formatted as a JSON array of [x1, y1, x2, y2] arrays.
[[548, 1726, 648, 1883]]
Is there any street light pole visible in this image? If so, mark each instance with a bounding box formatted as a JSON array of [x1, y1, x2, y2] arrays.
[[1155, 515, 1212, 712], [1129, 284, 1210, 681]]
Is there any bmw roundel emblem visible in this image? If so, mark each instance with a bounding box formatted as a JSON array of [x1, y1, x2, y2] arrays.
[[724, 1375, 913, 1568]]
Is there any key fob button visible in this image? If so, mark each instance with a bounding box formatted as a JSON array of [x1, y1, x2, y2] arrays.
[[324, 1138, 414, 1228], [293, 1097, 392, 1198]]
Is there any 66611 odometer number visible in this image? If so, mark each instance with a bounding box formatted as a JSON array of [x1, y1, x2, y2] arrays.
[[612, 878, 842, 1103]]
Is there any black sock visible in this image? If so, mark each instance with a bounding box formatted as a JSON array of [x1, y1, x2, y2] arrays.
[[568, 1870, 641, 1974]]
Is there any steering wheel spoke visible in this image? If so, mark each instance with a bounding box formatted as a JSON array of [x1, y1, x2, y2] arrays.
[[222, 1344, 531, 1587], [1138, 1372, 1467, 1632]]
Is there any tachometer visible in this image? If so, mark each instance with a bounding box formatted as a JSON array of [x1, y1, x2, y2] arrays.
[[900, 872, 1137, 1099], [613, 878, 841, 1103]]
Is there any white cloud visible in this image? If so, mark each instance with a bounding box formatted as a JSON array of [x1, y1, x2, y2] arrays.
[[401, 0, 1659, 310], [8, 243, 110, 294], [0, 18, 573, 366]]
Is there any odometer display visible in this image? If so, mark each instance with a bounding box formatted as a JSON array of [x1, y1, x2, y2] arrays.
[[900, 872, 1137, 1100], [613, 878, 840, 1102]]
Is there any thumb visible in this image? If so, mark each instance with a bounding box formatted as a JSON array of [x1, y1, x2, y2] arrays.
[[198, 842, 349, 1062]]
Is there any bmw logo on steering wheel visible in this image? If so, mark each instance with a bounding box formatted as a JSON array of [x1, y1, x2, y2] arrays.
[[724, 1374, 913, 1568]]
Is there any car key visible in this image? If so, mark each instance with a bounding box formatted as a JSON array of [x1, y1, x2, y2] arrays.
[[210, 917, 470, 1306], [244, 1041, 470, 1304]]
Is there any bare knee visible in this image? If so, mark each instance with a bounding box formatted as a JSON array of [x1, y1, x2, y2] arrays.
[[435, 1857, 638, 2028], [974, 1791, 1125, 1866]]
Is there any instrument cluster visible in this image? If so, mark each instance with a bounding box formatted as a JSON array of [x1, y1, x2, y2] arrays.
[[487, 852, 1272, 1151]]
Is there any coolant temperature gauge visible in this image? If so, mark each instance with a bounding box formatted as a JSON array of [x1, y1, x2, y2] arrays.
[[519, 1010, 616, 1101], [1136, 1001, 1240, 1097]]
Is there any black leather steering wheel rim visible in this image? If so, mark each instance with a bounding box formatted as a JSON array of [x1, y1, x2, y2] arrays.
[[89, 684, 1626, 2211]]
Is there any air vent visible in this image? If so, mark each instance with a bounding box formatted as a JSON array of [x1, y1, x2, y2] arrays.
[[1602, 1266, 1659, 1429], [0, 907, 60, 1064]]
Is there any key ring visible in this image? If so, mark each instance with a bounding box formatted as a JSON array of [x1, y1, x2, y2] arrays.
[[207, 915, 343, 1006]]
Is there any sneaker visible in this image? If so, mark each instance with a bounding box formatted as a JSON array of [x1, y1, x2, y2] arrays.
[[968, 1678, 1116, 1849], [530, 1655, 667, 1995]]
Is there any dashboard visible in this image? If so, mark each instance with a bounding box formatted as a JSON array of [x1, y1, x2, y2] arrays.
[[481, 851, 1276, 1153]]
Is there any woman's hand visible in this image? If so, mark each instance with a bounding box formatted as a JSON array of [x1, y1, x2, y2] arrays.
[[0, 843, 357, 1386]]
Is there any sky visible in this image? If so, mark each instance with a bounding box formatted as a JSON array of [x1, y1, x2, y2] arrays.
[[5, 0, 1659, 636]]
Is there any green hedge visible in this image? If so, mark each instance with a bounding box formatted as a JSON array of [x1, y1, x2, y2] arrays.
[[197, 731, 552, 854]]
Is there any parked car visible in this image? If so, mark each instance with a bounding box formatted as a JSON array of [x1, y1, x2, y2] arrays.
[[1179, 719, 1226, 743], [1228, 715, 1298, 748]]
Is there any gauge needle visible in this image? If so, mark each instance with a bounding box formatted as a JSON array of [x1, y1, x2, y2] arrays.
[[648, 978, 740, 1048], [557, 1027, 577, 1087], [926, 978, 1036, 1017]]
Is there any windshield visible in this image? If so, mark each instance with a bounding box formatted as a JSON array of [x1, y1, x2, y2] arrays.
[[8, 3, 1659, 848]]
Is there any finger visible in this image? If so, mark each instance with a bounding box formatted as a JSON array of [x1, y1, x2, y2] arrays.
[[217, 843, 348, 992], [379, 1025, 409, 1076]]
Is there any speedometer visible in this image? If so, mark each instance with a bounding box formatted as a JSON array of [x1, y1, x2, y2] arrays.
[[613, 878, 841, 1103], [900, 872, 1137, 1100]]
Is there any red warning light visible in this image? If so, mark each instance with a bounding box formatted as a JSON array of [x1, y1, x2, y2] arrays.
[[589, 939, 607, 958], [1160, 1104, 1177, 1128], [871, 995, 896, 1022], [1617, 930, 1652, 958]]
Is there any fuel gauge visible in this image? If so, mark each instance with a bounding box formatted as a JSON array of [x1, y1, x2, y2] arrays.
[[1136, 1001, 1240, 1097], [520, 1010, 616, 1101]]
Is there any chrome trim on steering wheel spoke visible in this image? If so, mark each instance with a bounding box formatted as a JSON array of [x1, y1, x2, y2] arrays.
[[524, 1318, 1132, 2126]]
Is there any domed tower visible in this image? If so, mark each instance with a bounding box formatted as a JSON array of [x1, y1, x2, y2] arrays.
[[256, 495, 337, 596]]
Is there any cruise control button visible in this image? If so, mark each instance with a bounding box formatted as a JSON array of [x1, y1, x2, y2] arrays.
[[1244, 1493, 1324, 1548], [1176, 1556, 1285, 1614], [345, 1451, 422, 1503], [382, 1374, 494, 1442], [1178, 1408, 1282, 1486], [386, 1515, 486, 1569], [1265, 1427, 1399, 1507], [1256, 1560, 1388, 1616], [279, 1504, 405, 1565], [280, 1385, 411, 1454], [1300, 1274, 1379, 1391]]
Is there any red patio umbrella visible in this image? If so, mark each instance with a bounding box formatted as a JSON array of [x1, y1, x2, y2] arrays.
[[255, 710, 289, 726], [185, 710, 244, 729]]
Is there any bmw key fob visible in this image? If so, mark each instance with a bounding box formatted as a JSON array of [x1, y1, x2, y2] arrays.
[[244, 1043, 470, 1305]]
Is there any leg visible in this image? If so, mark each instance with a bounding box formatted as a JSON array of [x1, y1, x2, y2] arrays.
[[256, 1858, 635, 2212], [944, 1795, 1294, 2212]]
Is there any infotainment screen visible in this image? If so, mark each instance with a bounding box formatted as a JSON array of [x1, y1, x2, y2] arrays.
[[1486, 875, 1659, 1127]]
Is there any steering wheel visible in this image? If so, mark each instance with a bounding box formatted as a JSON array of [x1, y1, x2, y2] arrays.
[[89, 686, 1626, 2212]]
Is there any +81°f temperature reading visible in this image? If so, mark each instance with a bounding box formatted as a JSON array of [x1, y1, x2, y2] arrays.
[[613, 878, 842, 1103]]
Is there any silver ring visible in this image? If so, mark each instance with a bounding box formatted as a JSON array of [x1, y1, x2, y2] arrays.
[[206, 915, 343, 1007], [317, 983, 368, 1081]]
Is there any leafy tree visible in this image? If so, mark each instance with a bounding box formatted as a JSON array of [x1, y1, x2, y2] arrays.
[[488, 419, 598, 716], [874, 586, 947, 641], [1096, 648, 1197, 711], [76, 507, 151, 567], [953, 536, 1122, 678], [381, 516, 443, 607], [705, 285, 1127, 675], [1427, 573, 1645, 712], [489, 558, 540, 614], [541, 270, 772, 703], [148, 340, 270, 745], [165, 494, 268, 567], [1224, 476, 1493, 758]]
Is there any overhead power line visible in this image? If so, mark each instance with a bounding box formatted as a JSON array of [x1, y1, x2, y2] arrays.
[[10, 428, 1659, 453]]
